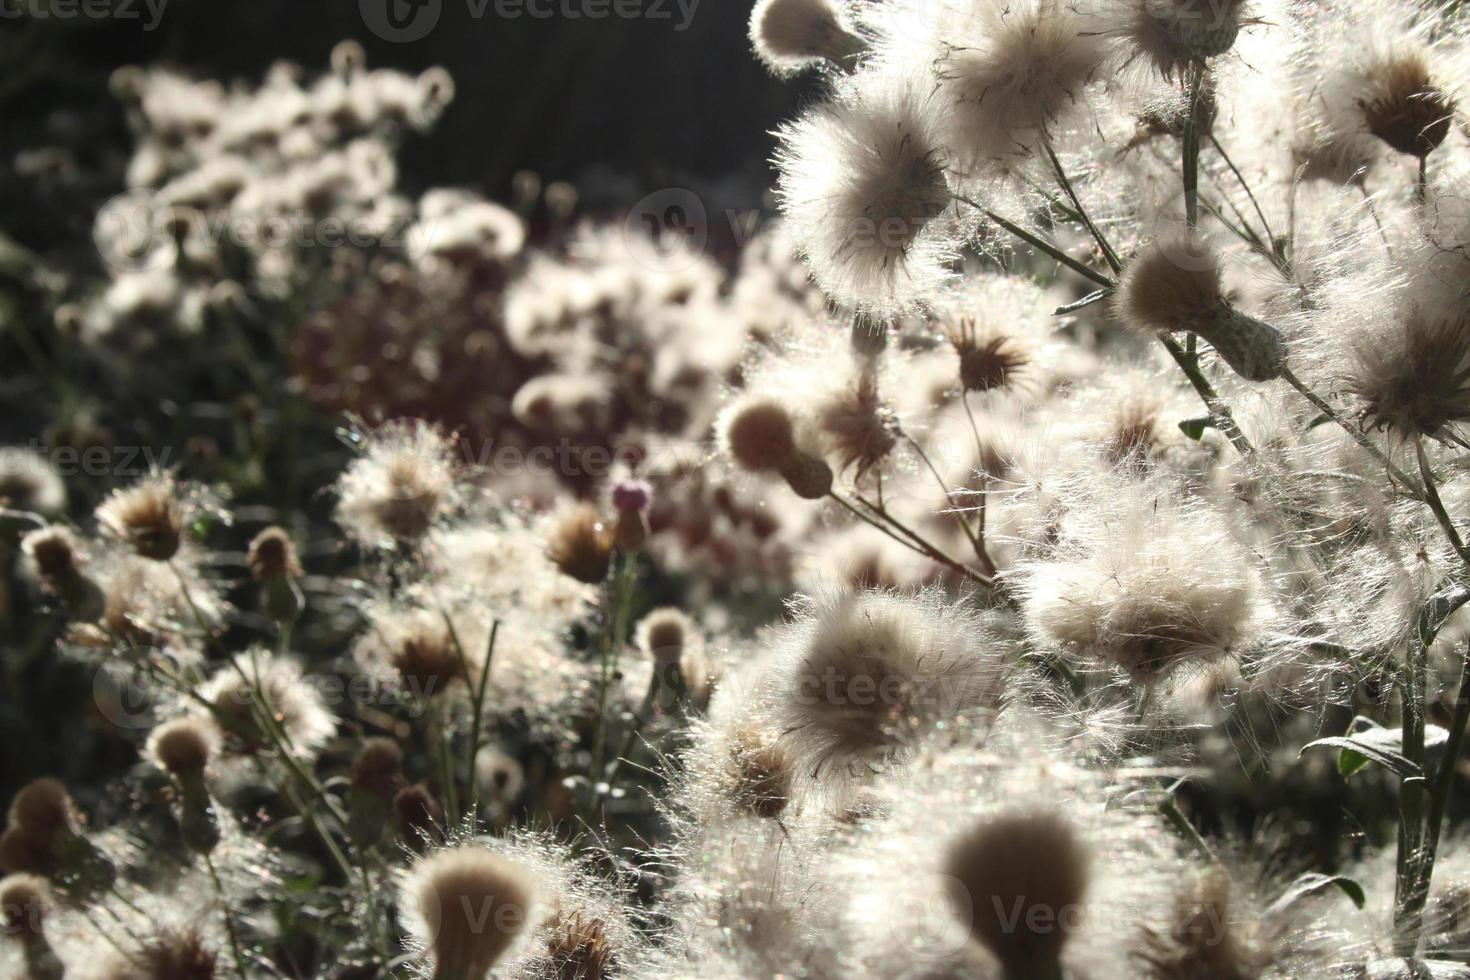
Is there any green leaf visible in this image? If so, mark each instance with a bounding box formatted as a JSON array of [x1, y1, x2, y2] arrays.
[[1300, 717, 1449, 779], [1267, 872, 1366, 916], [1178, 417, 1212, 440]]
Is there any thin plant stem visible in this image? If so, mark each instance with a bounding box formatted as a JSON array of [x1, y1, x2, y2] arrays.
[[1159, 336, 1256, 459], [204, 850, 250, 979], [828, 491, 994, 589], [1416, 438, 1470, 567], [1395, 618, 1431, 956], [1208, 133, 1277, 250], [1278, 365, 1423, 497], [606, 670, 661, 791], [1043, 142, 1122, 273], [1415, 637, 1470, 927], [1183, 60, 1205, 229], [899, 429, 991, 573], [465, 620, 499, 820], [590, 553, 638, 804], [954, 195, 1114, 289]]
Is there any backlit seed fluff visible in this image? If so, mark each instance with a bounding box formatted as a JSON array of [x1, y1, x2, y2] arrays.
[[335, 420, 462, 546], [749, 0, 864, 76], [769, 589, 1003, 775], [406, 846, 536, 980], [776, 76, 955, 314], [725, 726, 791, 819], [139, 926, 218, 980], [719, 395, 798, 474], [933, 0, 1107, 162], [96, 474, 185, 561], [1350, 306, 1470, 439], [1117, 236, 1283, 381], [943, 809, 1091, 979], [146, 717, 218, 778]]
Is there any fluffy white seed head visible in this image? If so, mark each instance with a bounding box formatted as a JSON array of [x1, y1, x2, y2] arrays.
[[749, 0, 864, 75], [776, 74, 956, 315], [405, 846, 537, 980]]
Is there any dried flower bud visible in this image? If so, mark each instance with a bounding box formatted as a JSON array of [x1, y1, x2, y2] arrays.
[[719, 396, 798, 474], [96, 475, 184, 561], [943, 810, 1091, 979], [395, 784, 445, 848], [0, 873, 48, 941], [146, 717, 217, 780], [1117, 236, 1283, 381], [140, 926, 218, 980], [779, 451, 834, 500], [547, 505, 614, 585], [20, 528, 105, 621], [637, 608, 692, 668], [407, 847, 535, 980], [609, 479, 652, 515], [749, 0, 864, 75], [246, 526, 303, 581], [351, 738, 406, 804]]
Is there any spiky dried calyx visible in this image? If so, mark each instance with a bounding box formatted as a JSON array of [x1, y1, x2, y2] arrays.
[[544, 909, 617, 980], [387, 617, 465, 693], [817, 373, 898, 477], [950, 320, 1033, 395], [547, 505, 615, 585], [1360, 55, 1455, 159], [245, 526, 303, 581], [943, 810, 1091, 978], [96, 476, 184, 561]]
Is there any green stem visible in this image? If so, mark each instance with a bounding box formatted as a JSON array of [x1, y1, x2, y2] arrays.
[[1043, 142, 1122, 274], [1183, 61, 1205, 230]]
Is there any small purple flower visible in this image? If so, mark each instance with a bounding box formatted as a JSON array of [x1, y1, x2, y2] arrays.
[[610, 478, 653, 514]]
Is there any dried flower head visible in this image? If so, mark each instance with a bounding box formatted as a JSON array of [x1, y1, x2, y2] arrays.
[[943, 809, 1091, 977], [768, 588, 1005, 777], [1104, 0, 1251, 79], [1349, 305, 1470, 439], [1359, 53, 1455, 159], [749, 0, 864, 75], [20, 527, 82, 588], [0, 873, 48, 941], [637, 607, 693, 668], [776, 75, 955, 314], [1137, 871, 1255, 980], [351, 737, 406, 803], [543, 909, 617, 980], [928, 0, 1107, 161], [139, 925, 218, 980], [357, 607, 467, 696], [0, 449, 65, 516], [816, 370, 898, 478], [950, 316, 1035, 396], [1018, 491, 1263, 681], [395, 784, 446, 846], [546, 504, 615, 585], [245, 526, 302, 580], [335, 420, 462, 546], [96, 473, 186, 561], [146, 717, 218, 779], [719, 395, 799, 474], [198, 651, 335, 759], [1117, 236, 1283, 381], [404, 846, 537, 980]]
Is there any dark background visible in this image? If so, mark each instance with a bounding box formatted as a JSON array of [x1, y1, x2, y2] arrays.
[[2, 0, 817, 244]]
